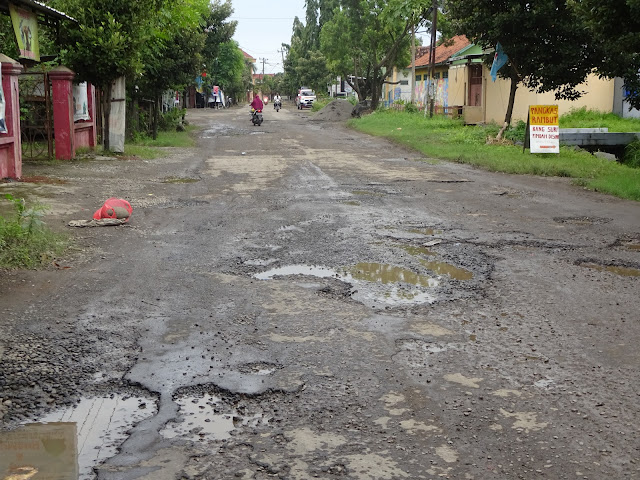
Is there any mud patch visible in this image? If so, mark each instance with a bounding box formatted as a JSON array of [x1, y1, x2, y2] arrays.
[[419, 259, 473, 280], [577, 261, 640, 277], [161, 177, 200, 184], [237, 362, 282, 375], [553, 216, 612, 225], [161, 393, 270, 442], [18, 175, 68, 185]]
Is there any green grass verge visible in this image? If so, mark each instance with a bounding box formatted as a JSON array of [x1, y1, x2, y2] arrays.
[[349, 109, 640, 201], [0, 194, 68, 269]]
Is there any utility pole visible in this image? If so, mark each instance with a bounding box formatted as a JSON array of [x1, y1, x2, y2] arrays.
[[428, 0, 438, 118], [260, 58, 266, 78], [278, 49, 285, 67], [410, 23, 416, 105]]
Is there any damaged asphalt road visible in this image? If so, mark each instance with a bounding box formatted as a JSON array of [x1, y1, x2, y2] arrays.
[[1, 104, 640, 480]]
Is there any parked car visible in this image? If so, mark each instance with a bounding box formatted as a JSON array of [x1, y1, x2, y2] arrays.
[[296, 88, 316, 109]]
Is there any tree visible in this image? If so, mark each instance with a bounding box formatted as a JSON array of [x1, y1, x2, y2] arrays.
[[569, 0, 640, 110], [282, 0, 338, 95], [136, 0, 208, 138], [320, 0, 429, 109], [52, 0, 164, 150], [446, 0, 598, 138]]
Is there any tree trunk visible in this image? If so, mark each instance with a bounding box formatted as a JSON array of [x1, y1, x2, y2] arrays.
[[152, 96, 159, 141], [496, 71, 519, 140], [103, 82, 112, 152], [410, 23, 416, 105]]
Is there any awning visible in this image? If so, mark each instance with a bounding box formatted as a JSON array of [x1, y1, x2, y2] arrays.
[[0, 0, 77, 28]]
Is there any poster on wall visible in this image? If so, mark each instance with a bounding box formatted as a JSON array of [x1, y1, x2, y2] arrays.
[[9, 3, 40, 62], [73, 82, 90, 121], [526, 105, 559, 154], [0, 67, 7, 134]]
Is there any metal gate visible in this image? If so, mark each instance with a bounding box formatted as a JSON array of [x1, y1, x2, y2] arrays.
[[19, 71, 54, 160]]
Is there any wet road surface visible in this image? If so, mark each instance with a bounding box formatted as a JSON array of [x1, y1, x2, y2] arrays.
[[1, 103, 640, 479]]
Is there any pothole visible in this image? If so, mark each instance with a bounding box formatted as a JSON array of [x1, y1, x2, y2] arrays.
[[553, 216, 612, 225], [397, 244, 437, 257], [394, 339, 454, 368], [160, 393, 270, 442], [161, 177, 200, 184], [4, 393, 158, 480], [577, 261, 640, 277], [237, 362, 282, 375], [407, 227, 443, 236], [419, 259, 474, 281], [253, 263, 439, 306]]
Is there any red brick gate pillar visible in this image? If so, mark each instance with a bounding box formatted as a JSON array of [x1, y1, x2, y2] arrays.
[[0, 54, 24, 179], [49, 66, 75, 160]]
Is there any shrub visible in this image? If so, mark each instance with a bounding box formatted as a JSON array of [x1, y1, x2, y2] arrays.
[[159, 108, 186, 131], [623, 140, 640, 168], [0, 194, 67, 268]]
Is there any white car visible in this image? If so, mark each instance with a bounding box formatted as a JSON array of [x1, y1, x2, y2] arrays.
[[296, 89, 316, 109]]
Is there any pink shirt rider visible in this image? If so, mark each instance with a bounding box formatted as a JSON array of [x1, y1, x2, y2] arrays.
[[251, 95, 263, 111]]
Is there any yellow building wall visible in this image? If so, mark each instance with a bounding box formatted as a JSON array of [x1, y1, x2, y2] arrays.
[[483, 66, 614, 123], [447, 64, 469, 108], [446, 64, 614, 123]]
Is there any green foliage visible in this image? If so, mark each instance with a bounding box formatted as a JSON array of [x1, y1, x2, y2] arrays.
[[158, 108, 186, 131], [623, 140, 640, 169], [0, 194, 67, 269], [320, 1, 420, 108], [350, 110, 640, 201], [447, 0, 598, 126], [404, 102, 418, 114], [569, 0, 640, 110], [559, 107, 640, 132]]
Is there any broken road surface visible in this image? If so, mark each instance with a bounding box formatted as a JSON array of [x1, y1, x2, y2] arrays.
[[1, 104, 640, 479]]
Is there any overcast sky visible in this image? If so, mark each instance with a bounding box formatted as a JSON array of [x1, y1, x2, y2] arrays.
[[231, 0, 307, 74]]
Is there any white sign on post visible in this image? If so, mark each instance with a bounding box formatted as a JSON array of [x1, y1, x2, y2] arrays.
[[528, 105, 559, 153], [0, 66, 7, 134]]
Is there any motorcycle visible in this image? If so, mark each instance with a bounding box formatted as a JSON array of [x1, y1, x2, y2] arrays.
[[274, 99, 282, 112], [251, 107, 263, 126]]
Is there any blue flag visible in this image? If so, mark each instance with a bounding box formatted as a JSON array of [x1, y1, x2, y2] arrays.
[[490, 42, 508, 82]]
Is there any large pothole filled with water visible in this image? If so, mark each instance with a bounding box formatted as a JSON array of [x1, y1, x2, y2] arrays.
[[1, 392, 157, 480]]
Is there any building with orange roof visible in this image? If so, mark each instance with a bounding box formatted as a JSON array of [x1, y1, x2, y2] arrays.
[[383, 35, 471, 109]]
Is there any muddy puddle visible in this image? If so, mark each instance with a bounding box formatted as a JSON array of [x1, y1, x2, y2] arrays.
[[1, 394, 156, 480], [161, 177, 200, 184], [254, 263, 439, 306], [160, 394, 269, 442], [420, 259, 474, 281], [578, 262, 640, 277], [397, 244, 436, 257]]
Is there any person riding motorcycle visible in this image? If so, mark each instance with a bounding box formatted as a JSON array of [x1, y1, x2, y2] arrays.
[[250, 94, 263, 112], [273, 93, 282, 109]]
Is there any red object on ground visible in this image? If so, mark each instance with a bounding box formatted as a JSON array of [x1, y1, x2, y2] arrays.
[[93, 198, 133, 221]]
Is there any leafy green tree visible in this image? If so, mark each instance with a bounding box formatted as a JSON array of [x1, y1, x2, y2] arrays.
[[52, 0, 164, 150], [321, 0, 428, 109], [569, 0, 640, 110], [447, 0, 598, 137], [283, 0, 337, 95], [210, 40, 246, 104], [135, 0, 208, 138]]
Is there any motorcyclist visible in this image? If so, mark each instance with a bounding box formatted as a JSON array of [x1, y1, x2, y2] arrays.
[[250, 94, 263, 112], [273, 93, 282, 109]]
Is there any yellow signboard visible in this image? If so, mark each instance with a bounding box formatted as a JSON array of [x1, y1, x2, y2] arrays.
[[9, 3, 40, 62], [528, 105, 559, 153]]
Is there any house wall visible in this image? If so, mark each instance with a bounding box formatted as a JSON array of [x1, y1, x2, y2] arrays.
[[448, 63, 615, 124], [613, 77, 640, 119], [414, 66, 449, 108]]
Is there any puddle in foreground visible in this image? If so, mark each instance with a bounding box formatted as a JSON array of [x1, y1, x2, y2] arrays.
[[160, 394, 268, 442], [579, 262, 640, 277], [1, 394, 156, 480]]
